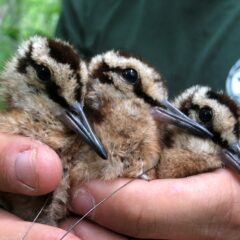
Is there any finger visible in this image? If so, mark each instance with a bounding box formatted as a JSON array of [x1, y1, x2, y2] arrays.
[[60, 217, 127, 240], [0, 209, 79, 240], [70, 169, 240, 239], [0, 133, 62, 195]]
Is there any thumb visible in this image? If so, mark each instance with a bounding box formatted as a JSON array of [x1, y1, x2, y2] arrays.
[[0, 133, 62, 195]]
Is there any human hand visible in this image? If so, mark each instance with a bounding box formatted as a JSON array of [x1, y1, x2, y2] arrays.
[[69, 168, 240, 240], [0, 133, 125, 239], [0, 133, 61, 195], [0, 133, 71, 239], [0, 209, 125, 240]]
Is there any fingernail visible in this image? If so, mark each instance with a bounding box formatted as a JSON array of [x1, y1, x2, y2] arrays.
[[15, 149, 37, 189], [71, 188, 95, 217]]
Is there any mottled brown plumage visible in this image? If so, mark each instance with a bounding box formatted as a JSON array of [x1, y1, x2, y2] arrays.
[[71, 50, 168, 182], [0, 36, 99, 225], [1, 38, 231, 233], [156, 86, 240, 178]]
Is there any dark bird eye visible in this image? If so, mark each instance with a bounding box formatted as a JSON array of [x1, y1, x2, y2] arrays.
[[122, 68, 138, 84], [199, 106, 213, 123], [35, 64, 51, 82]]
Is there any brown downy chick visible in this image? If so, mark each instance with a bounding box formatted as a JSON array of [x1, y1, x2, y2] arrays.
[[154, 86, 240, 178], [0, 36, 106, 225], [69, 50, 168, 182]]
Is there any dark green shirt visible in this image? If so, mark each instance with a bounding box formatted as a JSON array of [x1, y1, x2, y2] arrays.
[[56, 0, 240, 98]]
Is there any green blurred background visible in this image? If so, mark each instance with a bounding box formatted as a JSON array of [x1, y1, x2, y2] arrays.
[[0, 0, 61, 109]]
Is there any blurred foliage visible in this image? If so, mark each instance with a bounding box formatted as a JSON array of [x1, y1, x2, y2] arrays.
[[0, 0, 61, 109]]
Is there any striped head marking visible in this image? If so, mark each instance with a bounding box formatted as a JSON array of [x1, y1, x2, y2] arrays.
[[87, 50, 168, 107], [175, 85, 240, 148], [2, 36, 88, 112]]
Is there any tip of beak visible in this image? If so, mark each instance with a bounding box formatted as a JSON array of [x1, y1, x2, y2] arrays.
[[222, 143, 240, 173], [98, 148, 108, 160], [91, 134, 108, 159]]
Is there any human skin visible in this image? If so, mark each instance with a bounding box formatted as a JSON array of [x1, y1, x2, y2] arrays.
[[0, 134, 124, 240], [69, 167, 240, 240], [1, 133, 240, 240]]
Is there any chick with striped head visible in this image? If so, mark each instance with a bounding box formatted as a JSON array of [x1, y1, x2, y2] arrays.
[[0, 36, 106, 225], [70, 50, 166, 182], [153, 86, 240, 178]]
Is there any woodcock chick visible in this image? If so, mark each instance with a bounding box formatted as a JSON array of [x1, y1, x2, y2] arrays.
[[153, 85, 240, 178], [0, 36, 108, 225], [0, 41, 210, 228], [69, 50, 167, 182]]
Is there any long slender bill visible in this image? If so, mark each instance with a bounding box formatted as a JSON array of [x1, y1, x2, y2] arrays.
[[151, 100, 214, 138], [222, 143, 240, 172], [58, 101, 108, 159]]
